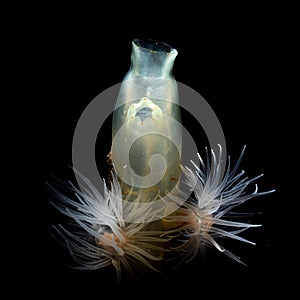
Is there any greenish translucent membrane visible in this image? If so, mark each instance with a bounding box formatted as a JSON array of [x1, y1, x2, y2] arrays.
[[111, 39, 182, 203]]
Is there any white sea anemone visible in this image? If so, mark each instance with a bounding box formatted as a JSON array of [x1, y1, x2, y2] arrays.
[[48, 170, 169, 281], [48, 145, 275, 277], [163, 145, 275, 265]]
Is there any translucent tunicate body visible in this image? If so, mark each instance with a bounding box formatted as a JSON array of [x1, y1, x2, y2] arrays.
[[111, 39, 182, 203]]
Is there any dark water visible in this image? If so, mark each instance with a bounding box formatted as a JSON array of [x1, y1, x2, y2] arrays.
[[39, 18, 290, 298]]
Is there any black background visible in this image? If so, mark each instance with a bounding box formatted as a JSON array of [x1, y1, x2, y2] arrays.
[[25, 4, 295, 298]]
